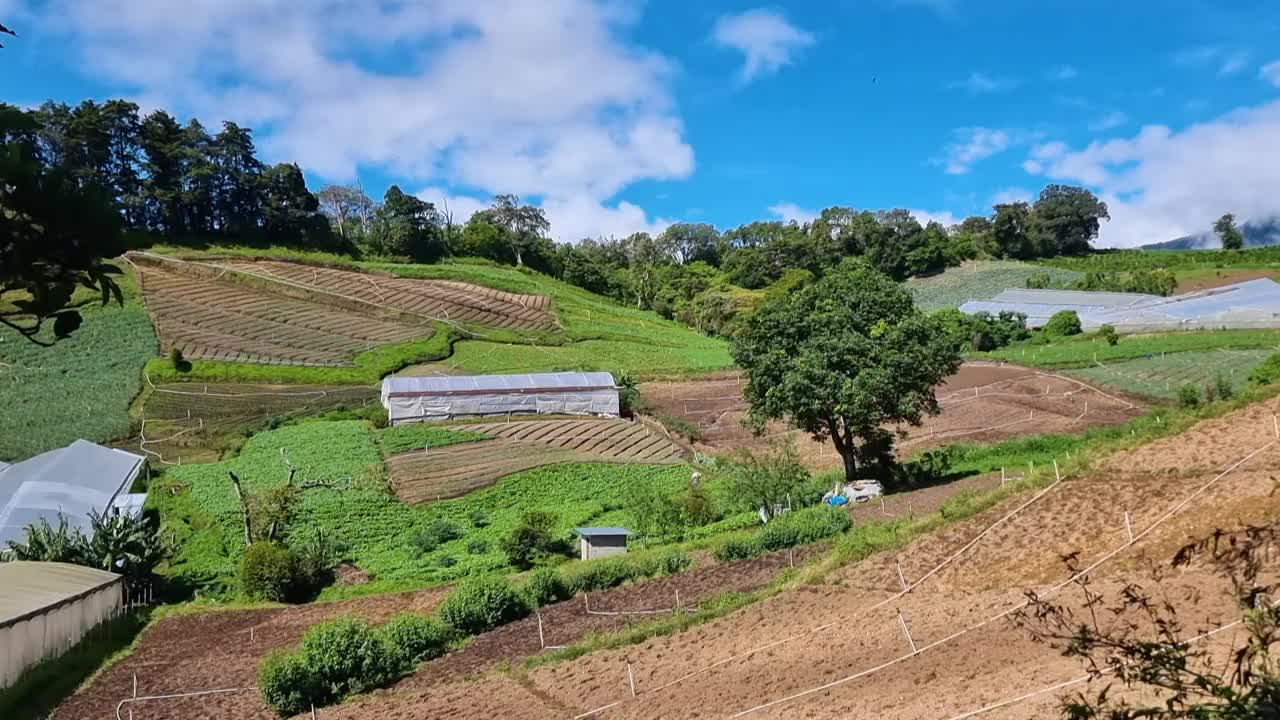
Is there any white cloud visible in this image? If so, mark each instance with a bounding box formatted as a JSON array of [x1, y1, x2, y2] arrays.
[[937, 127, 1028, 174], [1049, 65, 1078, 81], [909, 208, 960, 227], [768, 202, 819, 224], [1218, 50, 1250, 76], [1088, 111, 1130, 132], [947, 71, 1014, 94], [541, 195, 674, 242], [711, 8, 815, 83], [48, 0, 692, 243], [990, 187, 1033, 205], [414, 187, 488, 225], [1261, 59, 1280, 87], [1023, 99, 1280, 247]]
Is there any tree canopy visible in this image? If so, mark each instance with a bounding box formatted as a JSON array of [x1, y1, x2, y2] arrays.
[[730, 260, 962, 482], [1215, 212, 1244, 250]]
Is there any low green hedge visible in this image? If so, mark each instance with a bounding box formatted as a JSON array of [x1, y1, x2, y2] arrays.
[[712, 506, 851, 562], [437, 575, 532, 635]]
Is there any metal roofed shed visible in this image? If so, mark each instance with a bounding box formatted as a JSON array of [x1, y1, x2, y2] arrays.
[[0, 562, 124, 689], [381, 372, 620, 424], [575, 526, 631, 560], [0, 440, 146, 549]]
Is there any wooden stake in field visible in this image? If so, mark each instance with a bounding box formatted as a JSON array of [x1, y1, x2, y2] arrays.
[[1053, 458, 1060, 482], [1124, 511, 1134, 543], [897, 609, 918, 654], [896, 560, 908, 591], [537, 611, 546, 648], [1000, 467, 1005, 487], [627, 660, 637, 697]]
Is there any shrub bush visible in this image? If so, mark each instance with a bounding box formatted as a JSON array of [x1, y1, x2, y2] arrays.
[[1249, 353, 1280, 386], [379, 614, 454, 664], [259, 617, 406, 716], [1178, 383, 1201, 409], [259, 651, 322, 718], [500, 511, 561, 569], [524, 567, 571, 607], [409, 519, 463, 556], [1042, 310, 1082, 337], [560, 555, 638, 595], [712, 536, 763, 562], [437, 576, 531, 635], [1098, 324, 1119, 346], [757, 506, 851, 551], [240, 541, 299, 602], [1215, 371, 1234, 401], [466, 537, 489, 555]]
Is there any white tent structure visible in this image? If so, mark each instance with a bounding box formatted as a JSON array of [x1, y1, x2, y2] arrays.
[[0, 441, 146, 549], [381, 372, 620, 424]]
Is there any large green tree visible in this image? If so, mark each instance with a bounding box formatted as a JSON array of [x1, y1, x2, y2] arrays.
[[1214, 212, 1244, 250], [731, 260, 962, 482], [260, 163, 333, 249], [486, 193, 550, 266], [1032, 184, 1109, 255], [992, 201, 1040, 259]]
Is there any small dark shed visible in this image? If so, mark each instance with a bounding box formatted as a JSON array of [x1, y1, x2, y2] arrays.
[[575, 527, 631, 561]]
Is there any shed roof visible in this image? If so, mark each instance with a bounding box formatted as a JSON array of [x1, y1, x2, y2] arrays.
[[0, 561, 121, 628], [0, 440, 145, 548], [575, 527, 632, 537], [383, 372, 617, 397]]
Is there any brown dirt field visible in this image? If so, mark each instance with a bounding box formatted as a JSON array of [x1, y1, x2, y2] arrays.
[[51, 587, 450, 720], [641, 363, 1143, 470], [217, 260, 556, 331], [136, 263, 431, 366], [386, 419, 684, 503]]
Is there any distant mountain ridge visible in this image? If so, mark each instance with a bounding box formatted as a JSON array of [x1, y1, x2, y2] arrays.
[[1141, 215, 1280, 250]]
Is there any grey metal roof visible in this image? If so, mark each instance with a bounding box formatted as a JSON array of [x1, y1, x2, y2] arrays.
[[0, 440, 145, 548], [0, 561, 121, 627], [575, 527, 632, 536], [384, 372, 616, 396]]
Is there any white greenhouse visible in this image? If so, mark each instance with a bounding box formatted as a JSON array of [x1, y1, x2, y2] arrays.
[[381, 372, 620, 424]]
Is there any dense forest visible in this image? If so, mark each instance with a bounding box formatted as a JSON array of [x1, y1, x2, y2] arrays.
[[3, 98, 1117, 336]]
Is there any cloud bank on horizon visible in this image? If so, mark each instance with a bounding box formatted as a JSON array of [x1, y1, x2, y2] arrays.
[[10, 0, 1280, 249]]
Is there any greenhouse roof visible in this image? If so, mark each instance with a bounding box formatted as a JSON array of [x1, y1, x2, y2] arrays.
[[383, 372, 617, 396], [960, 278, 1280, 330], [0, 440, 145, 548]]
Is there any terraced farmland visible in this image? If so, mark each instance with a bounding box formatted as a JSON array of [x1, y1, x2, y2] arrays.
[[387, 418, 685, 503], [137, 263, 432, 366], [130, 382, 379, 464], [216, 260, 557, 331], [907, 260, 1083, 310], [1069, 348, 1272, 399]]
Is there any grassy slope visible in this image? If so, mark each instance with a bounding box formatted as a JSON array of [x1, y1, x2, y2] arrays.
[[1070, 348, 1271, 399], [152, 420, 690, 596], [144, 246, 733, 381], [978, 328, 1280, 369], [0, 270, 158, 461], [907, 260, 1083, 311]]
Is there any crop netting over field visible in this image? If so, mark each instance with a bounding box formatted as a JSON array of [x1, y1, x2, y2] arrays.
[[1069, 348, 1271, 399], [907, 261, 1084, 311]]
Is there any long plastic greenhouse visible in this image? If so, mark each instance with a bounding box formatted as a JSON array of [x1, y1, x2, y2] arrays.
[[960, 278, 1280, 332], [380, 372, 620, 424]]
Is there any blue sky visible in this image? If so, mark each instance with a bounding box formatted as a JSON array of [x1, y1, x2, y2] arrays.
[[3, 0, 1280, 246]]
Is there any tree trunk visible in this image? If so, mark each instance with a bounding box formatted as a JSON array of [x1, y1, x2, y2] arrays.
[[826, 420, 858, 483], [228, 471, 253, 546]]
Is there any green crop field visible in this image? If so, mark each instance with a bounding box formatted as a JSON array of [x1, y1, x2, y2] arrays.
[[0, 271, 158, 462], [1068, 348, 1271, 400], [907, 261, 1083, 311], [1041, 246, 1280, 274], [980, 329, 1280, 369], [152, 420, 691, 595]]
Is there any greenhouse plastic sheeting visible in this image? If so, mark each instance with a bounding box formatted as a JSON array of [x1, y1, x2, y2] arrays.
[[0, 441, 145, 548], [960, 278, 1280, 332], [381, 372, 619, 424]]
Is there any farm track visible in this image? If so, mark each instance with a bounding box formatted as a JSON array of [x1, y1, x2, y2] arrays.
[[387, 419, 684, 503], [216, 260, 557, 331], [137, 264, 431, 366]]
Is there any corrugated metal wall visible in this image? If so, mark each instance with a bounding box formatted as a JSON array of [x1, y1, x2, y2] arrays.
[[0, 581, 123, 689]]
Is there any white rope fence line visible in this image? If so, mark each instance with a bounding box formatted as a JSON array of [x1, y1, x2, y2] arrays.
[[116, 686, 257, 720], [940, 602, 1262, 720], [143, 371, 377, 398], [725, 436, 1277, 717], [589, 475, 1066, 710], [1035, 371, 1136, 410]]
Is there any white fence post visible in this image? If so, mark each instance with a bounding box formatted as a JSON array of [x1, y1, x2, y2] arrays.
[[627, 661, 637, 697], [898, 610, 918, 654], [896, 560, 908, 592], [1124, 512, 1133, 543], [537, 611, 546, 648]]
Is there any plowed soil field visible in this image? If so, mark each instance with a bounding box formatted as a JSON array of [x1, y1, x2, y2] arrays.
[[642, 363, 1143, 469], [136, 262, 431, 366], [386, 419, 684, 503], [216, 260, 556, 331]]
